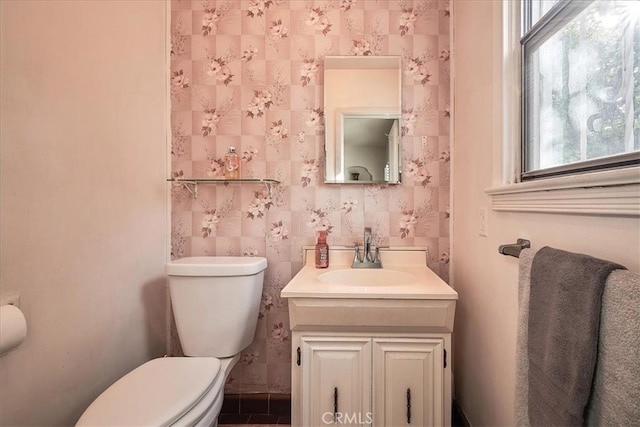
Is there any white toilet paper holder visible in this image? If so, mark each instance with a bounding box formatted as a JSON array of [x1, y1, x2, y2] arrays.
[[0, 299, 27, 355]]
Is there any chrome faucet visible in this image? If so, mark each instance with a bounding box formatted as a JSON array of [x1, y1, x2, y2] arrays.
[[351, 227, 382, 268], [363, 227, 373, 262]]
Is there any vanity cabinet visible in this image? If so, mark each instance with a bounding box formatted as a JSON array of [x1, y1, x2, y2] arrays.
[[373, 338, 444, 427], [294, 333, 449, 427], [281, 248, 458, 427], [299, 336, 372, 426]]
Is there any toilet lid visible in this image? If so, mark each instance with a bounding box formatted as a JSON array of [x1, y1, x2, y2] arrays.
[[166, 256, 267, 276], [76, 357, 222, 426]]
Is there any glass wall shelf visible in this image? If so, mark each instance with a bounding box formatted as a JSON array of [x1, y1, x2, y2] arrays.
[[167, 177, 280, 199]]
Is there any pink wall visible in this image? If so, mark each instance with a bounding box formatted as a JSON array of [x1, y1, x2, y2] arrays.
[[451, 2, 640, 424], [0, 1, 168, 424], [170, 0, 451, 394]]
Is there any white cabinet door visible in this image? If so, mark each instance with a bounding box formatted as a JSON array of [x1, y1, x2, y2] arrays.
[[301, 336, 372, 427], [372, 338, 444, 427]]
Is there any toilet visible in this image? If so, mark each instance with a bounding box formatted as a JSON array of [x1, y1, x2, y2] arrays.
[[76, 256, 267, 427]]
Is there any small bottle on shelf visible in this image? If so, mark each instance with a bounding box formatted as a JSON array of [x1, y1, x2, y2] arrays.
[[224, 146, 240, 179], [315, 230, 329, 268]]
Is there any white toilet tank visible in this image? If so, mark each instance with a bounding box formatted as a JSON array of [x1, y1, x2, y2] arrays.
[[166, 256, 267, 358]]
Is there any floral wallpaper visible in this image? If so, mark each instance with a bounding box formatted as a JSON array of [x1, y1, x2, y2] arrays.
[[170, 0, 451, 394]]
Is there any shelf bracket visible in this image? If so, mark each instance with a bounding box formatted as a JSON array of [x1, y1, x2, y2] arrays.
[[263, 181, 276, 198], [173, 180, 199, 198]]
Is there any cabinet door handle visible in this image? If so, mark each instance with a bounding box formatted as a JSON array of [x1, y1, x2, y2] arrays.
[[296, 347, 301, 366], [406, 388, 411, 424], [334, 387, 338, 422]]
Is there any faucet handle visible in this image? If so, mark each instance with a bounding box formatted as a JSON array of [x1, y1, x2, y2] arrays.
[[373, 246, 383, 266], [353, 245, 362, 264]]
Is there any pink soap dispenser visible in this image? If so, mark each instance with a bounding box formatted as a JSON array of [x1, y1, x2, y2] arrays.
[[315, 230, 329, 268]]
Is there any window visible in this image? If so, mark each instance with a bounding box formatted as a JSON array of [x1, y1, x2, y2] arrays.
[[521, 0, 640, 180]]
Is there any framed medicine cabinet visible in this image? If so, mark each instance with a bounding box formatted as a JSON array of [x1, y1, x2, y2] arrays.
[[323, 56, 402, 184]]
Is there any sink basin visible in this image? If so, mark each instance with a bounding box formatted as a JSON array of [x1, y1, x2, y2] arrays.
[[281, 248, 458, 330], [317, 268, 416, 286]]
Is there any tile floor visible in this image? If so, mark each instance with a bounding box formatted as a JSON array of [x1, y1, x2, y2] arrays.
[[219, 425, 286, 427], [218, 393, 290, 426], [219, 396, 467, 427], [218, 414, 289, 425]]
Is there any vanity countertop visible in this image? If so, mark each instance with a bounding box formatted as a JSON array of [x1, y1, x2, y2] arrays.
[[281, 247, 458, 300]]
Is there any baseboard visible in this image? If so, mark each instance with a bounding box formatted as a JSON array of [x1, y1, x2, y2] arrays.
[[222, 393, 467, 426], [452, 399, 471, 427], [219, 393, 291, 425]]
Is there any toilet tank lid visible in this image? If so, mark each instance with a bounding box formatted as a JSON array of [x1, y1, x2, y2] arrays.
[[166, 256, 267, 276]]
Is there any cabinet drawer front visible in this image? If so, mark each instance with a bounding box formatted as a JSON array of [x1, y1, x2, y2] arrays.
[[289, 298, 456, 332], [373, 338, 444, 427], [301, 337, 372, 426]]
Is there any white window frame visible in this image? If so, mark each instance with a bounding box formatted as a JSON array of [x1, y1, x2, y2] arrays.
[[485, 0, 640, 217]]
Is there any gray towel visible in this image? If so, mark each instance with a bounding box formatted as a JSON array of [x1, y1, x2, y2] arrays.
[[515, 248, 535, 426], [585, 269, 640, 425], [527, 247, 625, 427]]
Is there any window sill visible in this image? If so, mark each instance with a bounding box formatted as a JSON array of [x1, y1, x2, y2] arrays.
[[485, 167, 640, 217]]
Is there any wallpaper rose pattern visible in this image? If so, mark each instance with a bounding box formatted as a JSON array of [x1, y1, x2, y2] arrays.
[[170, 0, 451, 394]]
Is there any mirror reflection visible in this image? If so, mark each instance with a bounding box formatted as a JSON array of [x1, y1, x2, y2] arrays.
[[323, 56, 402, 184]]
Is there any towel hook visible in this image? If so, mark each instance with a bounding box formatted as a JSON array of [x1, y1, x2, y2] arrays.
[[499, 239, 531, 258]]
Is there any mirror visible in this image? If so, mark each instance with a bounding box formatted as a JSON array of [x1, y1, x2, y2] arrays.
[[323, 56, 402, 184]]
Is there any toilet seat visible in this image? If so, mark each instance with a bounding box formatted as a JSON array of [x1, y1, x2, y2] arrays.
[[76, 357, 223, 426]]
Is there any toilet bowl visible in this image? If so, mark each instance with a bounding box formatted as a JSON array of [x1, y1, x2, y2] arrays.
[[76, 357, 227, 426], [76, 256, 267, 426]]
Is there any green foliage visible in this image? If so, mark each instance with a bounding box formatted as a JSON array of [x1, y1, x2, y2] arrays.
[[544, 1, 638, 163]]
